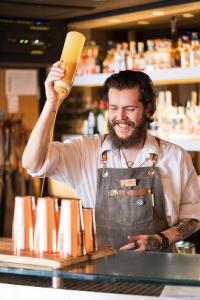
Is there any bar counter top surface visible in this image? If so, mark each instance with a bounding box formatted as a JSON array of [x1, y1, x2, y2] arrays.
[[62, 251, 200, 286], [0, 246, 200, 287]]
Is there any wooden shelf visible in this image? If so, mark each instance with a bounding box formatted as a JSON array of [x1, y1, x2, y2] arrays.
[[74, 67, 200, 87]]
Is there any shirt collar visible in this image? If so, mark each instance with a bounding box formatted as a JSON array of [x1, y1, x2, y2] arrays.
[[142, 132, 160, 157], [99, 134, 113, 156]]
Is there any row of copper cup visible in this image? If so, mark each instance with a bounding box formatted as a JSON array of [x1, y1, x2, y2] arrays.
[[12, 196, 97, 257]]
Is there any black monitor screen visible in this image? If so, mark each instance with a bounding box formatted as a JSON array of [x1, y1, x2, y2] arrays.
[[0, 18, 66, 67]]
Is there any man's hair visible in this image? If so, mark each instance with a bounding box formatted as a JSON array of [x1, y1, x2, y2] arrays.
[[102, 70, 156, 121]]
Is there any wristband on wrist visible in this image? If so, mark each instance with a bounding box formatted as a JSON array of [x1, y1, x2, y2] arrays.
[[157, 232, 170, 249]]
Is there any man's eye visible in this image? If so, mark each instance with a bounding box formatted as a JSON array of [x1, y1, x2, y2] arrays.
[[126, 108, 134, 112], [110, 107, 118, 111]]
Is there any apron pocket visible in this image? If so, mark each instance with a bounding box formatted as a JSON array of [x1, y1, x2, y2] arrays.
[[107, 194, 153, 227]]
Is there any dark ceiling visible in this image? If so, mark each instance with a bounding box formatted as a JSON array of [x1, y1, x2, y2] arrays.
[[0, 0, 195, 21], [0, 1, 199, 66], [0, 0, 156, 20]]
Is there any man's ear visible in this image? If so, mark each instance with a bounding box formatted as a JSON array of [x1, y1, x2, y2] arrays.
[[144, 104, 152, 118]]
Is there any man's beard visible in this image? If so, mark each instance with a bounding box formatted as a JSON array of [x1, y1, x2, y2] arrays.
[[107, 116, 147, 149]]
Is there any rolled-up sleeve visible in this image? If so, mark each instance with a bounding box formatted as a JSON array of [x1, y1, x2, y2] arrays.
[[178, 151, 200, 221], [28, 140, 82, 189]]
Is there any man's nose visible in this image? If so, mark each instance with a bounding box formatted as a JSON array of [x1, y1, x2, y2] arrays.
[[117, 108, 127, 120]]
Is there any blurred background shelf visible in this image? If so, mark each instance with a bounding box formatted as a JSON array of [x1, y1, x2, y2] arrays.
[[74, 67, 200, 87]]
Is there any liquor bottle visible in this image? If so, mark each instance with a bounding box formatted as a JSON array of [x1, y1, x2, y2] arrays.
[[87, 101, 99, 135], [145, 40, 155, 71], [97, 100, 107, 134], [87, 111, 96, 135], [113, 43, 122, 72], [127, 41, 136, 70], [191, 90, 197, 107], [90, 41, 98, 74], [103, 40, 115, 73], [95, 44, 104, 73], [180, 36, 190, 68], [134, 42, 145, 70], [190, 32, 200, 67], [121, 42, 129, 71], [155, 39, 171, 69], [170, 16, 181, 68]]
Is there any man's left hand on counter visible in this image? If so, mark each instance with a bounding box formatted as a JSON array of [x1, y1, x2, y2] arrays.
[[119, 234, 162, 251], [119, 218, 200, 252]]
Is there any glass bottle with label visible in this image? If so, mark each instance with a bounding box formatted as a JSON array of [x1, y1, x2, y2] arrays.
[[190, 32, 200, 67], [145, 40, 155, 71], [127, 41, 137, 70], [134, 42, 145, 70], [170, 16, 181, 68]]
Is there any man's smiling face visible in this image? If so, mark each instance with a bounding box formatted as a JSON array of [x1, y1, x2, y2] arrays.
[[108, 87, 147, 149]]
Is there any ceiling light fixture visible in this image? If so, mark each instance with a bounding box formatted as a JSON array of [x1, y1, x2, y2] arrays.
[[109, 18, 121, 23], [152, 11, 165, 16], [182, 13, 194, 18], [137, 21, 150, 25]]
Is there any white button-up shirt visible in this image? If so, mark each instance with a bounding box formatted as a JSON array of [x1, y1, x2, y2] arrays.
[[30, 132, 200, 226]]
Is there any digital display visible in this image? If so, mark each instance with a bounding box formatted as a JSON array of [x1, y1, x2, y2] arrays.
[[0, 18, 66, 67]]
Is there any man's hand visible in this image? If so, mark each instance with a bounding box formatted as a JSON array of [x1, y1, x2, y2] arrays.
[[119, 234, 162, 252], [45, 60, 66, 106], [119, 218, 200, 252]]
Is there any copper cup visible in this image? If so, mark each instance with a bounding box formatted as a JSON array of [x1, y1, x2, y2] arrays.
[[34, 197, 58, 254], [54, 197, 60, 229], [12, 196, 35, 252], [83, 208, 93, 253], [58, 199, 82, 257], [57, 199, 71, 257], [92, 209, 98, 251], [71, 199, 82, 257]]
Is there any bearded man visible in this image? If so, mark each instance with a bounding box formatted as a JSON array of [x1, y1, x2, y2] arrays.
[[22, 62, 200, 252]]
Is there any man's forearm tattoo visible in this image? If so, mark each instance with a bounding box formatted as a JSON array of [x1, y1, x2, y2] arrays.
[[145, 236, 161, 251], [175, 218, 199, 240]]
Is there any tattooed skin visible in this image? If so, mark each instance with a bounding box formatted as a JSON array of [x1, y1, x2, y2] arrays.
[[145, 236, 162, 251], [175, 218, 199, 240], [119, 218, 200, 252]]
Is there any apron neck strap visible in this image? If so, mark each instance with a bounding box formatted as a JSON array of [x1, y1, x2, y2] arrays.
[[101, 136, 160, 164], [101, 134, 108, 162], [155, 137, 160, 147]]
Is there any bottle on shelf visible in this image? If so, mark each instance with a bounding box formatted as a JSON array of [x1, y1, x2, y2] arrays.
[[145, 40, 156, 71], [95, 44, 104, 74], [150, 89, 200, 139], [82, 100, 108, 135], [170, 16, 181, 68], [180, 36, 190, 68], [97, 100, 108, 134], [193, 105, 200, 136], [87, 110, 96, 135], [86, 41, 96, 74], [84, 101, 99, 135], [134, 42, 145, 70], [155, 39, 171, 69], [121, 42, 129, 71], [127, 40, 136, 70], [113, 43, 122, 73], [103, 40, 115, 73], [191, 91, 197, 107], [190, 32, 200, 67]]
